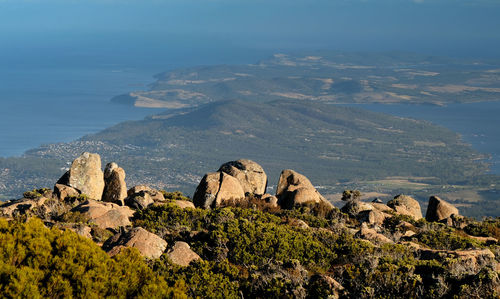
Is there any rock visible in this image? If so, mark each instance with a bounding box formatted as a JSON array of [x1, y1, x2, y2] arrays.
[[402, 230, 417, 238], [371, 202, 393, 213], [358, 223, 394, 244], [218, 159, 267, 195], [56, 223, 92, 239], [72, 199, 134, 229], [466, 235, 498, 245], [193, 172, 245, 209], [125, 191, 154, 210], [276, 169, 332, 209], [372, 198, 383, 203], [104, 227, 167, 259], [54, 184, 80, 200], [102, 163, 127, 206], [425, 196, 459, 222], [419, 248, 497, 274], [399, 241, 422, 250], [387, 194, 423, 220], [261, 193, 279, 208], [59, 152, 105, 200], [286, 218, 310, 229], [0, 196, 68, 220], [310, 275, 344, 299], [167, 241, 202, 266], [0, 198, 43, 218], [359, 209, 388, 226], [170, 200, 196, 209], [341, 200, 373, 216], [127, 185, 165, 202]]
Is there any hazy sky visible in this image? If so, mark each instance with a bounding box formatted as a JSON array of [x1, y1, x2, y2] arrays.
[[1, 0, 499, 63]]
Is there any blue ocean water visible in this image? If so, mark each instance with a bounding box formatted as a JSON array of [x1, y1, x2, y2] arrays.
[[0, 65, 162, 157], [350, 102, 500, 174], [0, 37, 270, 157]]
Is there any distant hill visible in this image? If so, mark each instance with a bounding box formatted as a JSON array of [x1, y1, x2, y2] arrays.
[[111, 52, 500, 108], [2, 99, 496, 216]]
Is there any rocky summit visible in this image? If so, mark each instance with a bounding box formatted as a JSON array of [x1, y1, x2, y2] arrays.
[[0, 152, 499, 298]]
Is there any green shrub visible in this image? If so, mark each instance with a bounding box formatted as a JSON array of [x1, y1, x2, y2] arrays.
[[160, 191, 192, 202], [0, 218, 186, 298], [22, 188, 51, 199], [153, 258, 240, 298], [416, 229, 483, 250]]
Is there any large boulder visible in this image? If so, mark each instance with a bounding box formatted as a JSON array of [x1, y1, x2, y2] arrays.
[[58, 152, 105, 200], [193, 172, 245, 209], [54, 184, 80, 201], [0, 197, 47, 219], [71, 199, 134, 229], [276, 169, 332, 209], [167, 241, 202, 266], [358, 209, 389, 226], [0, 196, 69, 220], [387, 194, 423, 220], [171, 200, 195, 209], [341, 200, 374, 216], [218, 159, 267, 196], [104, 227, 167, 259], [102, 163, 127, 206], [127, 185, 165, 202], [425, 196, 459, 222], [125, 191, 154, 210]]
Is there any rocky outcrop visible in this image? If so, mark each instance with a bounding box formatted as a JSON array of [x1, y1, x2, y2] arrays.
[[125, 191, 154, 210], [261, 193, 279, 208], [193, 172, 245, 209], [167, 241, 201, 266], [387, 194, 423, 220], [218, 159, 267, 196], [341, 200, 373, 216], [102, 163, 127, 206], [425, 196, 459, 222], [171, 200, 195, 209], [371, 202, 393, 213], [419, 248, 497, 274], [359, 209, 389, 226], [127, 185, 165, 202], [54, 184, 80, 201], [58, 152, 105, 200], [0, 196, 69, 220], [0, 197, 47, 219], [104, 227, 167, 259], [357, 223, 393, 244], [276, 169, 332, 209], [71, 200, 134, 229], [56, 223, 92, 239]]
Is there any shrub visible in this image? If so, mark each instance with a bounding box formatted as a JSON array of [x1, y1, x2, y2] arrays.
[[0, 218, 185, 298], [22, 188, 51, 199]]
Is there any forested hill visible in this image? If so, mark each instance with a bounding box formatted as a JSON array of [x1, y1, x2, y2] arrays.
[[2, 99, 494, 216]]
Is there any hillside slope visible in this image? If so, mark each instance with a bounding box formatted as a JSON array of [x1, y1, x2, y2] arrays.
[[2, 99, 493, 216]]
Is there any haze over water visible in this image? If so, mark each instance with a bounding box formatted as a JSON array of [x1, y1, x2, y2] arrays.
[[1, 0, 500, 170]]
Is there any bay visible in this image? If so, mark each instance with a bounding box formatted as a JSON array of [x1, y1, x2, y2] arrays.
[[348, 102, 500, 174], [0, 36, 270, 158], [0, 66, 162, 157]]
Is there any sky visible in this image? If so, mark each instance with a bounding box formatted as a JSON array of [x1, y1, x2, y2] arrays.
[[1, 0, 499, 65]]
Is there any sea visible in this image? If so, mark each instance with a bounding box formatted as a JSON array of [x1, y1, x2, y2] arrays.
[[0, 38, 269, 157], [349, 102, 500, 174]]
